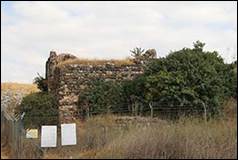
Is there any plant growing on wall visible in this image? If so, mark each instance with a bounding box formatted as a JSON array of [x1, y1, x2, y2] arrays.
[[130, 47, 145, 64], [33, 73, 48, 92]]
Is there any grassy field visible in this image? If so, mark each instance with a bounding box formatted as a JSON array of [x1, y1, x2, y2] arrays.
[[1, 82, 38, 93], [43, 100, 237, 159]]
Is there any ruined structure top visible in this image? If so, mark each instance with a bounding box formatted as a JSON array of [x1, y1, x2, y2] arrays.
[[45, 50, 156, 123], [46, 51, 77, 92]]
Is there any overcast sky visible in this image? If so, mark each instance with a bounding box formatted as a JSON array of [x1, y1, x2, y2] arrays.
[[1, 1, 237, 83]]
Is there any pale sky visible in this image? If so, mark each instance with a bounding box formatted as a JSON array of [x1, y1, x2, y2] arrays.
[[1, 1, 237, 83]]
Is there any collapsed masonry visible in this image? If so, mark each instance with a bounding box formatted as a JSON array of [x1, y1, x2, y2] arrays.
[[46, 50, 156, 123]]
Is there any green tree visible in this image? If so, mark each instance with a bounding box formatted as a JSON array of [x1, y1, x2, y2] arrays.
[[78, 80, 127, 118], [193, 40, 205, 52], [143, 41, 236, 116], [122, 76, 147, 115], [18, 92, 58, 128]]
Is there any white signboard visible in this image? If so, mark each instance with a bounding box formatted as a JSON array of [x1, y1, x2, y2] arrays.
[[26, 129, 38, 138], [41, 126, 57, 147], [61, 123, 77, 146]]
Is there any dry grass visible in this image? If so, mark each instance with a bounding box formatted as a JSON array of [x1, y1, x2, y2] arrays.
[[1, 82, 39, 93], [222, 97, 237, 120], [43, 112, 237, 159], [95, 118, 237, 159], [56, 58, 134, 67], [43, 115, 126, 159], [1, 82, 39, 114]]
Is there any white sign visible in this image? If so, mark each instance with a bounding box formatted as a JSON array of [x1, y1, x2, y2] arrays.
[[26, 129, 38, 138], [61, 123, 77, 146], [41, 126, 57, 147]]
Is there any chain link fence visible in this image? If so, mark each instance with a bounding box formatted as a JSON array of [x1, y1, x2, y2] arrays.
[[1, 109, 43, 159]]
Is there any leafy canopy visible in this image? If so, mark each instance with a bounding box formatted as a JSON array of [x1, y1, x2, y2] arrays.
[[143, 41, 236, 116], [18, 92, 58, 128]]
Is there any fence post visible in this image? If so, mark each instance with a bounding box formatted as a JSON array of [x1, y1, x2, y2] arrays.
[[135, 102, 139, 116], [1, 111, 6, 147], [139, 103, 144, 116], [149, 102, 153, 118], [12, 118, 17, 158], [202, 102, 207, 122], [131, 103, 135, 116], [18, 113, 25, 159], [87, 107, 90, 118]]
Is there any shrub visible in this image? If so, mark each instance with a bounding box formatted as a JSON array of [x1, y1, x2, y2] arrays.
[[33, 73, 48, 92], [18, 92, 58, 128], [130, 47, 145, 64], [78, 80, 127, 118], [143, 41, 237, 116]]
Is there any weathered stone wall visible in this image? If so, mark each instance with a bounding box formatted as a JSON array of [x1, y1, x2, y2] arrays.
[[55, 64, 143, 122], [46, 51, 77, 93], [46, 52, 144, 123]]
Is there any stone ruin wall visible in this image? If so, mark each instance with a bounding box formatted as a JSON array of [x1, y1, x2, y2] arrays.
[[46, 51, 144, 123]]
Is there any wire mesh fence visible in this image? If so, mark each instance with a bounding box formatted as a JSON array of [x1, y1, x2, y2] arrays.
[[1, 103, 208, 159], [1, 109, 43, 159], [80, 102, 207, 121]]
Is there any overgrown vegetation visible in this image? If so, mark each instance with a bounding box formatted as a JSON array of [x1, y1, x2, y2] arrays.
[[78, 80, 127, 119], [17, 73, 55, 129], [18, 92, 58, 128], [143, 41, 237, 116], [94, 116, 236, 159], [77, 41, 237, 118], [43, 111, 237, 159], [130, 47, 145, 64], [130, 47, 157, 65]]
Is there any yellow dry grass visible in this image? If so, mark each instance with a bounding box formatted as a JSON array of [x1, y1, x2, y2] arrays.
[[57, 58, 134, 67], [43, 111, 237, 159], [1, 82, 39, 93], [1, 82, 39, 122], [95, 117, 237, 159]]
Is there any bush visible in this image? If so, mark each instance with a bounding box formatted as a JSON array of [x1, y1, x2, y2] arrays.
[[143, 41, 237, 116], [33, 73, 48, 92], [18, 92, 58, 128], [78, 80, 127, 118]]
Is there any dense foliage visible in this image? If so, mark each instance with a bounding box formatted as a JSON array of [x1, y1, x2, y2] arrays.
[[78, 80, 127, 118], [143, 41, 237, 116], [78, 41, 237, 118], [19, 92, 58, 128]]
